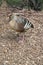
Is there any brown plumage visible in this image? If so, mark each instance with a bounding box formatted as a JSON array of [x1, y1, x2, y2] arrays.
[[9, 13, 34, 32]]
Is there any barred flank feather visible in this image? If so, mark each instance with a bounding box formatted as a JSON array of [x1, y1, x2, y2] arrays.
[[24, 21, 34, 30]]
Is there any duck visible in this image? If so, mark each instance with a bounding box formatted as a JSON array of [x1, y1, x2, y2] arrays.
[[9, 13, 34, 32]]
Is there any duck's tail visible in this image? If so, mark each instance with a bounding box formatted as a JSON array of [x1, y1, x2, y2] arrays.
[[24, 21, 34, 30]]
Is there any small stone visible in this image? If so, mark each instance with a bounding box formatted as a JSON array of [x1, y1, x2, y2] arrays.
[[4, 61, 9, 65], [6, 17, 9, 22]]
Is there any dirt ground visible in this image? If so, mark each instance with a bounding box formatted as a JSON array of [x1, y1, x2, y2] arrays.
[[0, 1, 43, 65]]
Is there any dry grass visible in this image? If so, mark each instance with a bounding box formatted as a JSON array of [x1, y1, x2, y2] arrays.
[[0, 1, 43, 65]]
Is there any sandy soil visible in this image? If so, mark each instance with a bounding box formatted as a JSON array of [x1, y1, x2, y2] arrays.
[[0, 1, 43, 65]]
